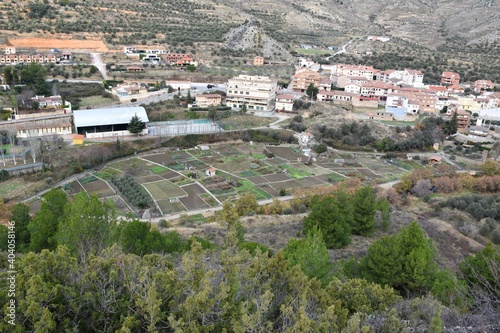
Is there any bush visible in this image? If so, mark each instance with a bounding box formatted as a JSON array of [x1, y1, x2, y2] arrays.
[[298, 204, 307, 213], [492, 230, 500, 245], [282, 207, 294, 215], [45, 177, 53, 185], [158, 219, 170, 229]]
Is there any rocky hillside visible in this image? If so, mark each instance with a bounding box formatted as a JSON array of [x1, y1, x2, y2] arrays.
[[1, 0, 498, 51]]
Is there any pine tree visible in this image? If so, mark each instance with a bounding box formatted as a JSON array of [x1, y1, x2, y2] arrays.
[[127, 113, 145, 134], [304, 196, 351, 249], [352, 186, 376, 236]]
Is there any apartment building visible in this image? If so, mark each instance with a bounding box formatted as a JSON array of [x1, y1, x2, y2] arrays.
[[386, 89, 437, 114], [226, 75, 277, 113], [291, 68, 321, 92], [474, 80, 495, 93], [376, 69, 424, 87], [330, 64, 375, 81], [441, 71, 461, 86], [0, 52, 63, 64], [195, 94, 222, 108]]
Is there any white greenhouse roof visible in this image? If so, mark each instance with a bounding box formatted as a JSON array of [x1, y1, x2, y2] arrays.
[[74, 107, 149, 128]]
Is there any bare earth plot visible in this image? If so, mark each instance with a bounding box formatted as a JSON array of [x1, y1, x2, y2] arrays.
[[263, 173, 291, 182], [266, 146, 307, 161], [179, 183, 210, 210], [157, 170, 180, 180], [247, 176, 268, 185], [298, 176, 326, 186], [270, 179, 302, 191], [260, 184, 280, 196], [136, 175, 163, 184], [143, 180, 188, 200], [62, 181, 85, 195], [7, 37, 109, 52], [142, 154, 177, 165]]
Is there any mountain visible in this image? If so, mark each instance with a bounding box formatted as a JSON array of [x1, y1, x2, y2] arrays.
[[1, 0, 498, 51]]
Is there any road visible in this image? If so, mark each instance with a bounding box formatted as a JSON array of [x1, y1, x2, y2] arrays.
[[324, 40, 352, 61], [90, 53, 108, 80]]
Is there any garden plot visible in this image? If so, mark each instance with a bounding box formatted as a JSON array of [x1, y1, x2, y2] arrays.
[[266, 146, 307, 162], [315, 174, 347, 183], [81, 178, 115, 198], [62, 181, 85, 195], [104, 195, 133, 215], [142, 154, 177, 165], [189, 149, 212, 158], [180, 184, 211, 210], [298, 176, 326, 187], [184, 160, 208, 170], [169, 151, 192, 162], [157, 169, 179, 180], [234, 180, 272, 200], [247, 176, 268, 184], [94, 167, 123, 181], [216, 147, 242, 157], [156, 199, 186, 215], [269, 179, 302, 191], [143, 180, 188, 200], [263, 173, 291, 182], [332, 168, 365, 178], [200, 193, 219, 207], [108, 158, 154, 177], [356, 168, 380, 178], [259, 184, 280, 197], [135, 175, 163, 184]]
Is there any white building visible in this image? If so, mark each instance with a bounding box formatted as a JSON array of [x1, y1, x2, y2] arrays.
[[226, 75, 277, 113], [73, 107, 149, 138], [376, 69, 424, 88], [276, 94, 295, 112]]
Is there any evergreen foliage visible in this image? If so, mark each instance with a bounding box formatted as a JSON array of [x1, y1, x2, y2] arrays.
[[352, 186, 377, 236], [303, 195, 352, 249], [127, 113, 145, 134]]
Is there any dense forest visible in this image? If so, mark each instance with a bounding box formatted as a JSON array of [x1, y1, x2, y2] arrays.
[[1, 182, 499, 332]]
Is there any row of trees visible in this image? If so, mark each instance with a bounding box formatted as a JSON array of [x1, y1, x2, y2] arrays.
[[303, 186, 390, 249]]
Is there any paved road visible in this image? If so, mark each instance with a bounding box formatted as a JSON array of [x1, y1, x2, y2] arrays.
[[324, 40, 352, 61], [90, 53, 108, 80]]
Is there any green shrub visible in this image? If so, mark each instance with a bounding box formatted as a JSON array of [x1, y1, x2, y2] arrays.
[[282, 207, 294, 215], [158, 219, 170, 229], [298, 204, 307, 213]]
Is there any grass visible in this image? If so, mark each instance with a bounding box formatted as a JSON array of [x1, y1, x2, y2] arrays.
[[236, 179, 272, 200], [157, 199, 186, 215], [280, 164, 311, 179], [79, 174, 98, 184], [150, 165, 168, 174], [94, 167, 123, 180], [77, 95, 114, 109], [220, 115, 278, 130], [0, 179, 27, 198], [295, 48, 332, 55], [143, 180, 188, 200], [169, 163, 185, 171], [327, 173, 347, 182], [396, 160, 423, 171], [239, 170, 260, 178], [250, 153, 267, 159]]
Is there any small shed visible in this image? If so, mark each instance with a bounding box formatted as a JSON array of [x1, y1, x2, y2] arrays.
[[73, 134, 84, 145], [205, 167, 217, 177], [429, 156, 442, 164]]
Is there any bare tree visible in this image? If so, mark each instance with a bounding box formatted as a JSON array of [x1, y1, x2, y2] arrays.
[[25, 122, 40, 163], [413, 178, 432, 197], [5, 127, 17, 166]]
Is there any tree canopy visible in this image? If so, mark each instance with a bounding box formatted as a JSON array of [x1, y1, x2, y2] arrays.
[[127, 113, 145, 134]]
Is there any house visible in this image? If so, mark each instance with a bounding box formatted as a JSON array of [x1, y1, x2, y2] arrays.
[[226, 75, 277, 113], [276, 94, 295, 112], [167, 81, 192, 91], [474, 80, 495, 93], [299, 132, 314, 145], [205, 167, 217, 177], [441, 72, 461, 86], [298, 58, 315, 68], [111, 83, 148, 97], [367, 36, 391, 42], [253, 56, 264, 66], [292, 68, 321, 92], [14, 120, 73, 138], [427, 85, 449, 97], [162, 53, 194, 65], [448, 84, 464, 95], [195, 94, 221, 108], [455, 109, 471, 132], [32, 95, 64, 108], [73, 134, 84, 145]]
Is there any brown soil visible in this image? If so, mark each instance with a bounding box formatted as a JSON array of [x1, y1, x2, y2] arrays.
[[7, 37, 109, 52]]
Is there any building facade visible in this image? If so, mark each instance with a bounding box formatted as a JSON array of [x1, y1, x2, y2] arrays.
[[195, 94, 222, 108], [226, 75, 277, 113], [292, 68, 321, 92]]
